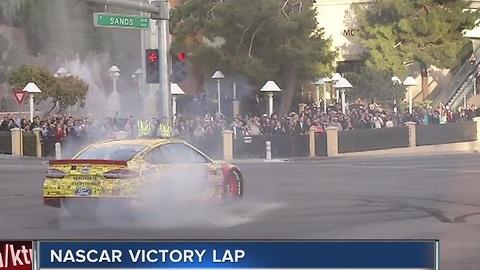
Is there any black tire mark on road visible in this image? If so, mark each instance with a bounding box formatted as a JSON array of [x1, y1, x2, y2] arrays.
[[363, 196, 480, 223], [453, 212, 480, 223], [360, 197, 455, 223]]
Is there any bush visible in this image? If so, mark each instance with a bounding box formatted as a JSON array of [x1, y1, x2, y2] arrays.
[[23, 132, 37, 157]]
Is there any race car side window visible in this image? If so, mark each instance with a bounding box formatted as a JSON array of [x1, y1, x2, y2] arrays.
[[143, 145, 172, 164], [167, 143, 209, 164]]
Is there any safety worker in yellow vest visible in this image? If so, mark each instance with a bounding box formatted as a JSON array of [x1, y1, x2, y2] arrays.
[[157, 117, 172, 138], [136, 118, 152, 138]]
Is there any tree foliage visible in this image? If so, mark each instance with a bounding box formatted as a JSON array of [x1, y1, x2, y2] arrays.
[[170, 0, 337, 115], [8, 64, 89, 114], [344, 66, 404, 104], [353, 0, 480, 76]]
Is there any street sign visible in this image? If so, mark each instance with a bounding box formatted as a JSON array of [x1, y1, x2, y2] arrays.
[[93, 12, 150, 29], [12, 90, 27, 106]]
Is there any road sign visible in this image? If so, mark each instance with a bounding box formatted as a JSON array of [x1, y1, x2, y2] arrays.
[[93, 12, 150, 29], [12, 90, 27, 106]]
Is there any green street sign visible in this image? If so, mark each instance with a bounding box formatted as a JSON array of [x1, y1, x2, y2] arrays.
[[93, 13, 150, 30]]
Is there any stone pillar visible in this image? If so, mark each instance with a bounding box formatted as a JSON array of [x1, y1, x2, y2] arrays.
[[308, 129, 316, 157], [222, 130, 234, 160], [298, 103, 307, 114], [232, 101, 240, 118], [325, 127, 339, 156], [405, 121, 417, 147], [10, 128, 23, 156], [32, 128, 42, 157], [473, 117, 480, 141]]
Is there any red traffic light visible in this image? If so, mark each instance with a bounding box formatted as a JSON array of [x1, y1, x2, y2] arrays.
[[177, 53, 185, 61], [148, 53, 157, 62]]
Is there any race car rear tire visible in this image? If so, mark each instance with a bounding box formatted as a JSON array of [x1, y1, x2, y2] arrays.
[[224, 169, 243, 202]]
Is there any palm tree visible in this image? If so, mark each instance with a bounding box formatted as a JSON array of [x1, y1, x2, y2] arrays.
[[0, 0, 28, 25]]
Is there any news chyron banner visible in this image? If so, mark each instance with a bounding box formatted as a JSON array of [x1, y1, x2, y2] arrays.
[[0, 241, 34, 270], [36, 241, 439, 270]]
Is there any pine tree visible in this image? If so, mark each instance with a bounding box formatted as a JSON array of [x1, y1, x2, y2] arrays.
[[170, 0, 337, 115], [353, 0, 480, 99]]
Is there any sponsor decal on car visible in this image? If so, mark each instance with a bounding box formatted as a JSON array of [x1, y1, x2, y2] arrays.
[[75, 188, 92, 197]]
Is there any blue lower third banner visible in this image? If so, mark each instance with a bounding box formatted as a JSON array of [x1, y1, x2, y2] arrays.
[[38, 241, 438, 269]]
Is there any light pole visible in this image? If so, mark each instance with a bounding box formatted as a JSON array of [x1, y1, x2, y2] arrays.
[[108, 65, 121, 114], [212, 71, 225, 114], [260, 81, 282, 116], [333, 78, 353, 114], [132, 68, 143, 97], [55, 67, 69, 78], [392, 76, 418, 114], [171, 83, 185, 116], [331, 73, 342, 103], [55, 67, 71, 114], [313, 78, 327, 113], [109, 65, 121, 93], [23, 83, 42, 122]]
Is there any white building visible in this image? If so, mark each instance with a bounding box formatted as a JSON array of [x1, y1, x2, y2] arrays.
[[314, 0, 480, 71], [314, 0, 480, 100]]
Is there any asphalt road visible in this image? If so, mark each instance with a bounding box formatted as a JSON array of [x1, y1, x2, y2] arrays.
[[2, 153, 480, 269]]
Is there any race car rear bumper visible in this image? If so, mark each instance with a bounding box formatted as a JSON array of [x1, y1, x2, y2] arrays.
[[44, 196, 226, 209], [43, 197, 137, 208]]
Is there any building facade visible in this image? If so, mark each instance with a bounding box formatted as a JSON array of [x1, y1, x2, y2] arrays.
[[314, 0, 370, 73]]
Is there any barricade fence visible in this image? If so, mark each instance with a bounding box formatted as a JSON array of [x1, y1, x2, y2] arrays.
[[3, 119, 480, 159], [233, 135, 309, 159]]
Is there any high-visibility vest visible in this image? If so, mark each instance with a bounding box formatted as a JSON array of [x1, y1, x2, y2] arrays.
[[158, 124, 172, 138], [137, 120, 151, 137]]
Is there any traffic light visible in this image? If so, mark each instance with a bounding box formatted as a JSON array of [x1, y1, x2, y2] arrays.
[[172, 51, 187, 83], [146, 49, 159, 84]]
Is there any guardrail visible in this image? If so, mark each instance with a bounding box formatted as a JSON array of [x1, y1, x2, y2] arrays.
[[432, 46, 480, 108], [449, 75, 477, 110]]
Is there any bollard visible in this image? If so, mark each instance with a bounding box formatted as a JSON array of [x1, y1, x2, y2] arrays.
[[266, 141, 272, 160], [55, 142, 62, 160]]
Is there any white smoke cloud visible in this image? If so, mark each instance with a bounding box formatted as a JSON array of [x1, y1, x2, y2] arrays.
[[55, 162, 281, 230]]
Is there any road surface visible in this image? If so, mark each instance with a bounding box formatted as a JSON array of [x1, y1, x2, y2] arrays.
[[1, 153, 480, 269]]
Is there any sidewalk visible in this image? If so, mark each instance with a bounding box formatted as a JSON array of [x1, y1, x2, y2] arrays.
[[338, 141, 480, 158]]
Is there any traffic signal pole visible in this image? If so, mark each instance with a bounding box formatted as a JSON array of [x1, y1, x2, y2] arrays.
[[83, 0, 173, 123], [153, 0, 172, 123]]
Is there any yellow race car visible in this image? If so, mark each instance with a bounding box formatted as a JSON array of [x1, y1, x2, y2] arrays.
[[43, 138, 244, 217]]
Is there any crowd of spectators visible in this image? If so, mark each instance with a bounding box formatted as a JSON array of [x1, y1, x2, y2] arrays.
[[0, 101, 479, 157]]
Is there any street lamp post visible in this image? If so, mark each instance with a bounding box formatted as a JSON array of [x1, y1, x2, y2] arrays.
[[331, 73, 342, 103], [55, 67, 71, 114], [55, 67, 69, 78], [393, 76, 418, 114], [109, 65, 121, 93], [333, 78, 353, 114], [108, 65, 121, 114], [212, 71, 225, 114], [313, 78, 326, 113], [23, 83, 42, 122], [134, 68, 143, 96], [260, 81, 282, 116], [171, 83, 185, 116]]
